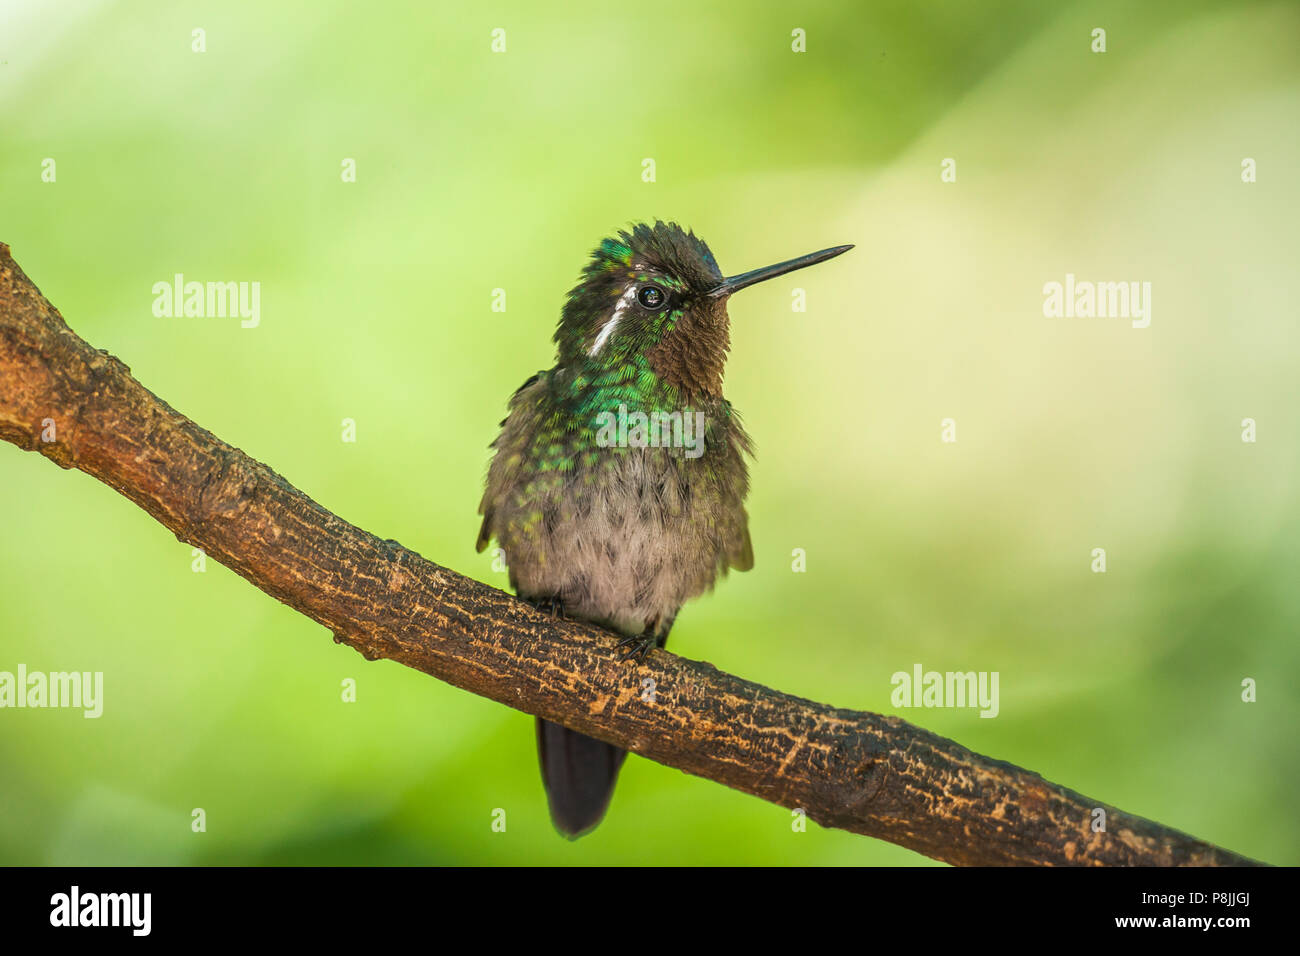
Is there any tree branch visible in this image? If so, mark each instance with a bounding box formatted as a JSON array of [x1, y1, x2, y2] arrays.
[[0, 242, 1262, 866]]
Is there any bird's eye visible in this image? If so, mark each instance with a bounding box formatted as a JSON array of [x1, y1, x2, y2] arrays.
[[637, 284, 667, 310]]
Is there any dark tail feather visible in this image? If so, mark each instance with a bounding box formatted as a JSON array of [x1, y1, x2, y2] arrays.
[[536, 718, 627, 838]]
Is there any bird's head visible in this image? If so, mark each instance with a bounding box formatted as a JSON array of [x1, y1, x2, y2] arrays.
[[555, 220, 851, 400]]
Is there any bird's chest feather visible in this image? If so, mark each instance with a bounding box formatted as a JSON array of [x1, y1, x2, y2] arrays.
[[494, 419, 750, 634]]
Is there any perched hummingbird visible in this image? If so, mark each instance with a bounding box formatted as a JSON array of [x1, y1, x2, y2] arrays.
[[477, 221, 851, 837]]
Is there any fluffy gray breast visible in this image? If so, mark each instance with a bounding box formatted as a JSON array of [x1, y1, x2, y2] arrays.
[[488, 418, 752, 635]]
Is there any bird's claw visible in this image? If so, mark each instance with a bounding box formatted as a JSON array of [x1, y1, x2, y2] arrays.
[[615, 633, 657, 663], [527, 595, 566, 619]]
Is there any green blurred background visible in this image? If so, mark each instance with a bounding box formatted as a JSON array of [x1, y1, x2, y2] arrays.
[[1, 0, 1297, 865]]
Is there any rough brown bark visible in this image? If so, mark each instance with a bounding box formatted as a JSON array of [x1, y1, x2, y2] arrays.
[[0, 242, 1263, 866]]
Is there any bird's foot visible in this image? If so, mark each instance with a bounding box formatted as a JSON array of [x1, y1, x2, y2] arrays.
[[525, 595, 566, 619], [615, 631, 657, 664]]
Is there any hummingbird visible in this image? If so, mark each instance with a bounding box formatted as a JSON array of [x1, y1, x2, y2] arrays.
[[477, 221, 851, 837]]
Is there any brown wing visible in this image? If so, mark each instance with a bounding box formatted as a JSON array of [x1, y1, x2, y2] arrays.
[[711, 399, 755, 574], [476, 371, 546, 553]]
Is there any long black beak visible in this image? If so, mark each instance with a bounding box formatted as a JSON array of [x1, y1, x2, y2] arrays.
[[707, 244, 853, 298]]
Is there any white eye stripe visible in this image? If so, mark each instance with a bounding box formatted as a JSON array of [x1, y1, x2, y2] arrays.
[[589, 286, 637, 356]]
